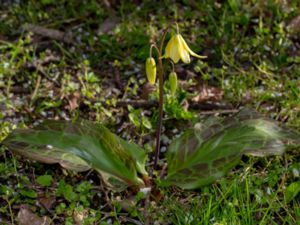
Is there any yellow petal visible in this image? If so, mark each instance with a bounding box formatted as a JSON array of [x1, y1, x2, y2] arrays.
[[163, 35, 180, 63], [169, 35, 181, 63], [178, 34, 207, 59], [177, 35, 190, 63], [163, 37, 172, 58]]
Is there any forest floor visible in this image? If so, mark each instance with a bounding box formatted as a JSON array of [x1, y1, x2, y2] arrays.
[[1, 1, 300, 224]]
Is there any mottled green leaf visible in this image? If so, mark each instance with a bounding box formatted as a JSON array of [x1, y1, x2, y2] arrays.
[[3, 120, 147, 190], [161, 109, 300, 189]]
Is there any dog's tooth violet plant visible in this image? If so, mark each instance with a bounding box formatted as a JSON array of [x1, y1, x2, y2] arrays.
[[147, 23, 207, 167], [2, 24, 300, 194]]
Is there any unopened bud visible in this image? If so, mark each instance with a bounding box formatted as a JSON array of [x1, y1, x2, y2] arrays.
[[169, 72, 177, 95], [145, 57, 156, 85]]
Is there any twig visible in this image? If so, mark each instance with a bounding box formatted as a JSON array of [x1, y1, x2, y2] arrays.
[[4, 196, 14, 225], [198, 109, 239, 115], [24, 55, 60, 67], [30, 75, 41, 101], [10, 86, 30, 94], [23, 24, 74, 44], [159, 163, 168, 179], [80, 99, 233, 111], [23, 56, 61, 87], [143, 192, 151, 225], [120, 216, 144, 225]]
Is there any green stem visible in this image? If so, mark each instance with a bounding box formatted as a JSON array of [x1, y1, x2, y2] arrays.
[[5, 196, 14, 225], [153, 28, 169, 168]]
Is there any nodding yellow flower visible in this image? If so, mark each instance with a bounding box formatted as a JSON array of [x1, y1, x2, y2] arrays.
[[163, 34, 206, 64], [145, 57, 157, 85], [169, 72, 177, 95]]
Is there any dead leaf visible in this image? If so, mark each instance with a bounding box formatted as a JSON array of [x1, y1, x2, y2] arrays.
[[98, 16, 120, 35], [192, 84, 224, 102], [288, 15, 300, 34], [38, 196, 56, 211], [116, 196, 136, 212], [65, 91, 81, 111], [73, 208, 88, 225], [141, 83, 156, 100], [18, 205, 51, 225]]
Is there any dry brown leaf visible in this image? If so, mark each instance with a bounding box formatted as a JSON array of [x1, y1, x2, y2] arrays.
[[98, 16, 120, 34], [66, 91, 81, 111], [38, 196, 56, 211], [73, 208, 89, 225], [18, 205, 51, 225], [192, 84, 224, 102], [288, 15, 300, 34], [141, 83, 156, 100]]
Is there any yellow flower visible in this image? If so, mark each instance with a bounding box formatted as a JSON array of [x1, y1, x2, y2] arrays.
[[145, 57, 157, 85], [163, 34, 206, 64]]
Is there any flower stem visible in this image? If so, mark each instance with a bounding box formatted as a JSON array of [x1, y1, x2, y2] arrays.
[[154, 56, 164, 168], [153, 28, 169, 168]]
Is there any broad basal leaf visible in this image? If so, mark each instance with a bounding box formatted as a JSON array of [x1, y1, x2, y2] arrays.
[[3, 120, 148, 190], [161, 109, 300, 189]]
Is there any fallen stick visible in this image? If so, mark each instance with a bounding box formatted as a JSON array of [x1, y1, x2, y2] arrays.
[[23, 24, 74, 44], [80, 99, 234, 111]]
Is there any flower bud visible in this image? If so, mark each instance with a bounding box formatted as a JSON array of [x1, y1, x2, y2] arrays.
[[145, 57, 156, 85], [169, 72, 177, 95]]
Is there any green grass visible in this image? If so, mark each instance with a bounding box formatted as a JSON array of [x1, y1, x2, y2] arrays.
[[158, 158, 300, 224], [1, 0, 300, 224]]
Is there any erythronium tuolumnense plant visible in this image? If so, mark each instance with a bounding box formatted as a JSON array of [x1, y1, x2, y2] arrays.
[[2, 24, 300, 192], [147, 23, 207, 167]]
